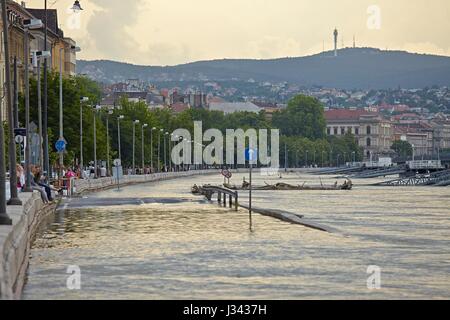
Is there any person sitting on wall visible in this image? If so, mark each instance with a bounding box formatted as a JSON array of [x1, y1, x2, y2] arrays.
[[30, 165, 49, 203]]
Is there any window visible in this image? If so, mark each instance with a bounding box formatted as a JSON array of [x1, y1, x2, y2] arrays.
[[367, 126, 372, 135], [367, 138, 371, 147], [327, 128, 331, 135], [334, 127, 338, 135], [341, 127, 345, 135], [355, 127, 360, 135]]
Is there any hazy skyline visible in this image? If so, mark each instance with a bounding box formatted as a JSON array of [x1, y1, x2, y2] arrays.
[[26, 0, 450, 65]]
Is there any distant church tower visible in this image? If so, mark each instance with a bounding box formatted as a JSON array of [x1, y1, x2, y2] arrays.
[[333, 28, 338, 57]]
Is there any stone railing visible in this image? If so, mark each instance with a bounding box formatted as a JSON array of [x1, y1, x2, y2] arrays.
[[73, 169, 221, 195], [0, 192, 57, 300]]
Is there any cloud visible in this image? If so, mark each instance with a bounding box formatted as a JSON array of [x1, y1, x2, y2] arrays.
[[85, 0, 145, 62], [247, 36, 303, 59], [26, 0, 450, 65]]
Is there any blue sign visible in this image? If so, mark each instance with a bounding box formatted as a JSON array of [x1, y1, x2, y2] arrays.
[[245, 148, 257, 161], [55, 139, 67, 153]]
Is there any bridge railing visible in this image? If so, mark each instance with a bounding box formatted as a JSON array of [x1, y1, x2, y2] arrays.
[[407, 160, 444, 170], [200, 186, 239, 211]]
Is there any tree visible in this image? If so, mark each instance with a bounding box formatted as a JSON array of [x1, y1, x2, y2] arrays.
[[391, 140, 413, 158], [19, 72, 104, 168], [272, 95, 326, 139]]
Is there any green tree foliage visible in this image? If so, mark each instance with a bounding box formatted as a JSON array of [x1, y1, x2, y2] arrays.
[[272, 95, 326, 139], [391, 140, 413, 158], [19, 72, 104, 168], [280, 133, 363, 167], [13, 82, 362, 169]]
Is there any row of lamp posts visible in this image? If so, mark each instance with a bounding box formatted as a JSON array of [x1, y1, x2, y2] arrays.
[[78, 105, 186, 178], [284, 143, 359, 169], [0, 0, 83, 225]]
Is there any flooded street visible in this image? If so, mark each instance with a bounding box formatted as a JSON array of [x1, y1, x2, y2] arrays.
[[22, 171, 450, 300]]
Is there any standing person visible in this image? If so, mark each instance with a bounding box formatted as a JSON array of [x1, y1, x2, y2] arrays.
[[16, 164, 25, 192]]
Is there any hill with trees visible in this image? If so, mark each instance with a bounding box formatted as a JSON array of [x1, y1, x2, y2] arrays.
[[77, 48, 450, 89]]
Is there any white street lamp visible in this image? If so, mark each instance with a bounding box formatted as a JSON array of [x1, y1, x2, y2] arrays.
[[132, 120, 140, 174], [142, 124, 148, 173], [117, 115, 125, 162]]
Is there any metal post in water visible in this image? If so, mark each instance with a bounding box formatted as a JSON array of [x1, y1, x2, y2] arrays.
[[116, 165, 120, 191], [249, 158, 253, 230]]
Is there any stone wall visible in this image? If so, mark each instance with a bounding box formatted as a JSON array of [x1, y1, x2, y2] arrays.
[[0, 193, 56, 300], [73, 170, 220, 194]]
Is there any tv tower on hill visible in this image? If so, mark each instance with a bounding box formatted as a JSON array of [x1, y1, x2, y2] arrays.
[[333, 28, 338, 57]]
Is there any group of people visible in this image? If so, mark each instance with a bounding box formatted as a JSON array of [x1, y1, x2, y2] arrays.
[[15, 164, 64, 203]]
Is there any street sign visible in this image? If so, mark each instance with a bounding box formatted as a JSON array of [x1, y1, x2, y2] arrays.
[[14, 128, 26, 137], [55, 139, 67, 153], [15, 135, 24, 144], [221, 169, 232, 179], [113, 159, 122, 167], [245, 148, 257, 162]]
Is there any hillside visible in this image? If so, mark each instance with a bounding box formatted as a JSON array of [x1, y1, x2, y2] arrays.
[[77, 48, 450, 89]]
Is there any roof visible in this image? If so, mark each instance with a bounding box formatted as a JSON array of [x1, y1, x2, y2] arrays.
[[208, 96, 227, 104], [394, 126, 429, 136], [171, 102, 190, 114], [26, 8, 59, 37], [209, 102, 262, 114], [391, 113, 422, 121], [324, 109, 374, 121]]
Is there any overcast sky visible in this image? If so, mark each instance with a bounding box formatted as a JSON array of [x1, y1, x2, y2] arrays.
[[25, 0, 450, 66]]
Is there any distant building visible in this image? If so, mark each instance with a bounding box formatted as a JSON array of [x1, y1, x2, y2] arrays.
[[393, 124, 433, 157], [430, 114, 450, 153], [171, 102, 190, 114], [325, 109, 394, 160], [26, 6, 79, 76], [209, 102, 262, 114]]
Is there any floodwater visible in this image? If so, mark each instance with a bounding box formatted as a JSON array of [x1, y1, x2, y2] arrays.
[[22, 171, 450, 299]]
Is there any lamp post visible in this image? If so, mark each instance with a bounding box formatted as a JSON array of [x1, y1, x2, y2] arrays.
[[158, 129, 163, 172], [141, 124, 148, 174], [58, 46, 81, 177], [151, 127, 156, 171], [169, 133, 174, 171], [117, 115, 124, 162], [36, 58, 43, 170], [284, 143, 288, 172], [93, 105, 101, 179], [25, 22, 44, 193], [79, 97, 89, 178], [305, 150, 309, 167], [106, 109, 113, 176], [42, 0, 83, 181], [1, 2, 22, 206], [322, 151, 325, 168], [164, 132, 169, 171], [0, 0, 11, 223], [132, 120, 140, 174]]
